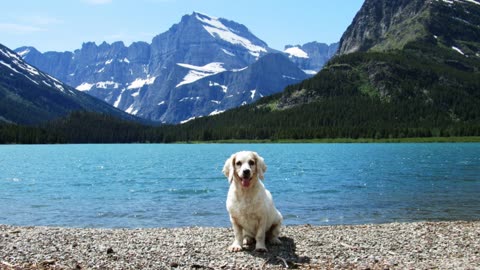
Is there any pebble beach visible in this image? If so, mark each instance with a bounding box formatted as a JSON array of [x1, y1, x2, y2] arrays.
[[1, 221, 479, 269]]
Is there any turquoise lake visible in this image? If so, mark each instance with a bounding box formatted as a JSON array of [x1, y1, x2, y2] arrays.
[[0, 143, 479, 228]]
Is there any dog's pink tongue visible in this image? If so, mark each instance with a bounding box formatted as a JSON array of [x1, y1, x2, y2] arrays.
[[241, 178, 251, 187]]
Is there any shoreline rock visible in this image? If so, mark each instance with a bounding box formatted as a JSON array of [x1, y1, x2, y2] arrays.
[[1, 221, 479, 269]]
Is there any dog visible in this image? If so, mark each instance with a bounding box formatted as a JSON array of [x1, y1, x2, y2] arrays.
[[222, 151, 283, 252]]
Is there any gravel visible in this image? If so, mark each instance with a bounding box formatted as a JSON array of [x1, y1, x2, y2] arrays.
[[1, 221, 479, 269]]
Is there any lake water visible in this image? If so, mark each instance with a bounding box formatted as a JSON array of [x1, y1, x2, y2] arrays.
[[0, 143, 479, 228]]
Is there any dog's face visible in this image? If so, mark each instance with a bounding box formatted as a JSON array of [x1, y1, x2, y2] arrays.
[[223, 151, 267, 188]]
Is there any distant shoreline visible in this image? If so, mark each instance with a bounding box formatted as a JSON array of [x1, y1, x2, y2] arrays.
[[1, 221, 479, 269], [179, 136, 480, 144]]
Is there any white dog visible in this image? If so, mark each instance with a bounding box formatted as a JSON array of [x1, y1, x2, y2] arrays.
[[223, 151, 283, 252]]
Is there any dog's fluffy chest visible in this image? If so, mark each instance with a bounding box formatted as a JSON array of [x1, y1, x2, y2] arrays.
[[227, 185, 266, 222]]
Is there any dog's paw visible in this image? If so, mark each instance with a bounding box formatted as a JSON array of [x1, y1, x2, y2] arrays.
[[228, 244, 243, 252], [255, 242, 268, 252], [270, 237, 282, 245], [255, 247, 268, 253]]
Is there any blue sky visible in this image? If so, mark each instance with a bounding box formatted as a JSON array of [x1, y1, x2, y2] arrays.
[[1, 0, 364, 52]]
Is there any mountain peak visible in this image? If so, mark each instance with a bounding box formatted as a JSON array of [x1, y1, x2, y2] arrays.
[[14, 46, 40, 57], [338, 0, 430, 55], [188, 11, 269, 57], [191, 11, 216, 20], [338, 0, 480, 55]]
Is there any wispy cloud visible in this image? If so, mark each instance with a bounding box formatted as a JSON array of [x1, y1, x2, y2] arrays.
[[83, 0, 113, 5], [0, 23, 46, 34]]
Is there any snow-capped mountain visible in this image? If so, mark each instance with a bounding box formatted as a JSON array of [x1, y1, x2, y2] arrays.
[[284, 42, 339, 75], [15, 12, 322, 123], [0, 43, 138, 125]]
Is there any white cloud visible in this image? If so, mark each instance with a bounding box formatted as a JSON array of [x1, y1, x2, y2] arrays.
[[83, 0, 112, 5]]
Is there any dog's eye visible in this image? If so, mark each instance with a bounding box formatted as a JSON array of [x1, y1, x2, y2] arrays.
[[249, 160, 255, 166], [236, 161, 242, 166]]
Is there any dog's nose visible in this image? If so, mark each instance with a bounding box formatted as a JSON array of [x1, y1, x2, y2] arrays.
[[243, 169, 251, 176]]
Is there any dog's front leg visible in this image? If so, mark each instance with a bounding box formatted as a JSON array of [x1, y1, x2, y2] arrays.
[[255, 220, 268, 252], [229, 218, 243, 252]]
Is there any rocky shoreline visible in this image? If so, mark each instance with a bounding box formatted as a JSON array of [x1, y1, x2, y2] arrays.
[[1, 221, 479, 269]]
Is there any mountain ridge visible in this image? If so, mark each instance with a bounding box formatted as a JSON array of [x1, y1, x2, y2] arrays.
[[3, 0, 480, 142], [15, 12, 334, 123]]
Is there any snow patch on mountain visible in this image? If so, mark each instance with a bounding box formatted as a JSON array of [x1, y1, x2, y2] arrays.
[[113, 89, 125, 108], [250, 89, 257, 100], [284, 46, 309, 58], [303, 69, 318, 75], [16, 48, 31, 57], [180, 116, 198, 124], [76, 82, 94, 91], [97, 81, 120, 89], [125, 104, 139, 115], [209, 81, 228, 93], [209, 109, 225, 116], [194, 13, 267, 57], [0, 60, 20, 74], [131, 90, 141, 97], [222, 48, 235, 56], [176, 62, 226, 87], [452, 46, 465, 55], [437, 0, 480, 6], [180, 96, 201, 102], [127, 76, 156, 89], [53, 82, 65, 92]]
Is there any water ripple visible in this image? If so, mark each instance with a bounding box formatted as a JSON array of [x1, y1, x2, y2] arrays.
[[0, 143, 479, 228]]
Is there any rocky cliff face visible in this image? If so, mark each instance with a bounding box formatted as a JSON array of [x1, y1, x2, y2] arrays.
[[337, 0, 430, 55], [338, 0, 480, 56], [15, 12, 317, 123], [284, 42, 339, 75]]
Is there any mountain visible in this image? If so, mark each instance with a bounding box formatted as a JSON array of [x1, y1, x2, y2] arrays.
[[283, 42, 339, 75], [3, 0, 480, 142], [338, 0, 480, 55], [0, 43, 139, 125], [149, 0, 480, 140], [15, 12, 314, 124], [276, 0, 480, 122]]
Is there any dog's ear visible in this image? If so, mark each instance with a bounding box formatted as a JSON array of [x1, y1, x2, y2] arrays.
[[223, 153, 236, 184], [253, 152, 267, 180]]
